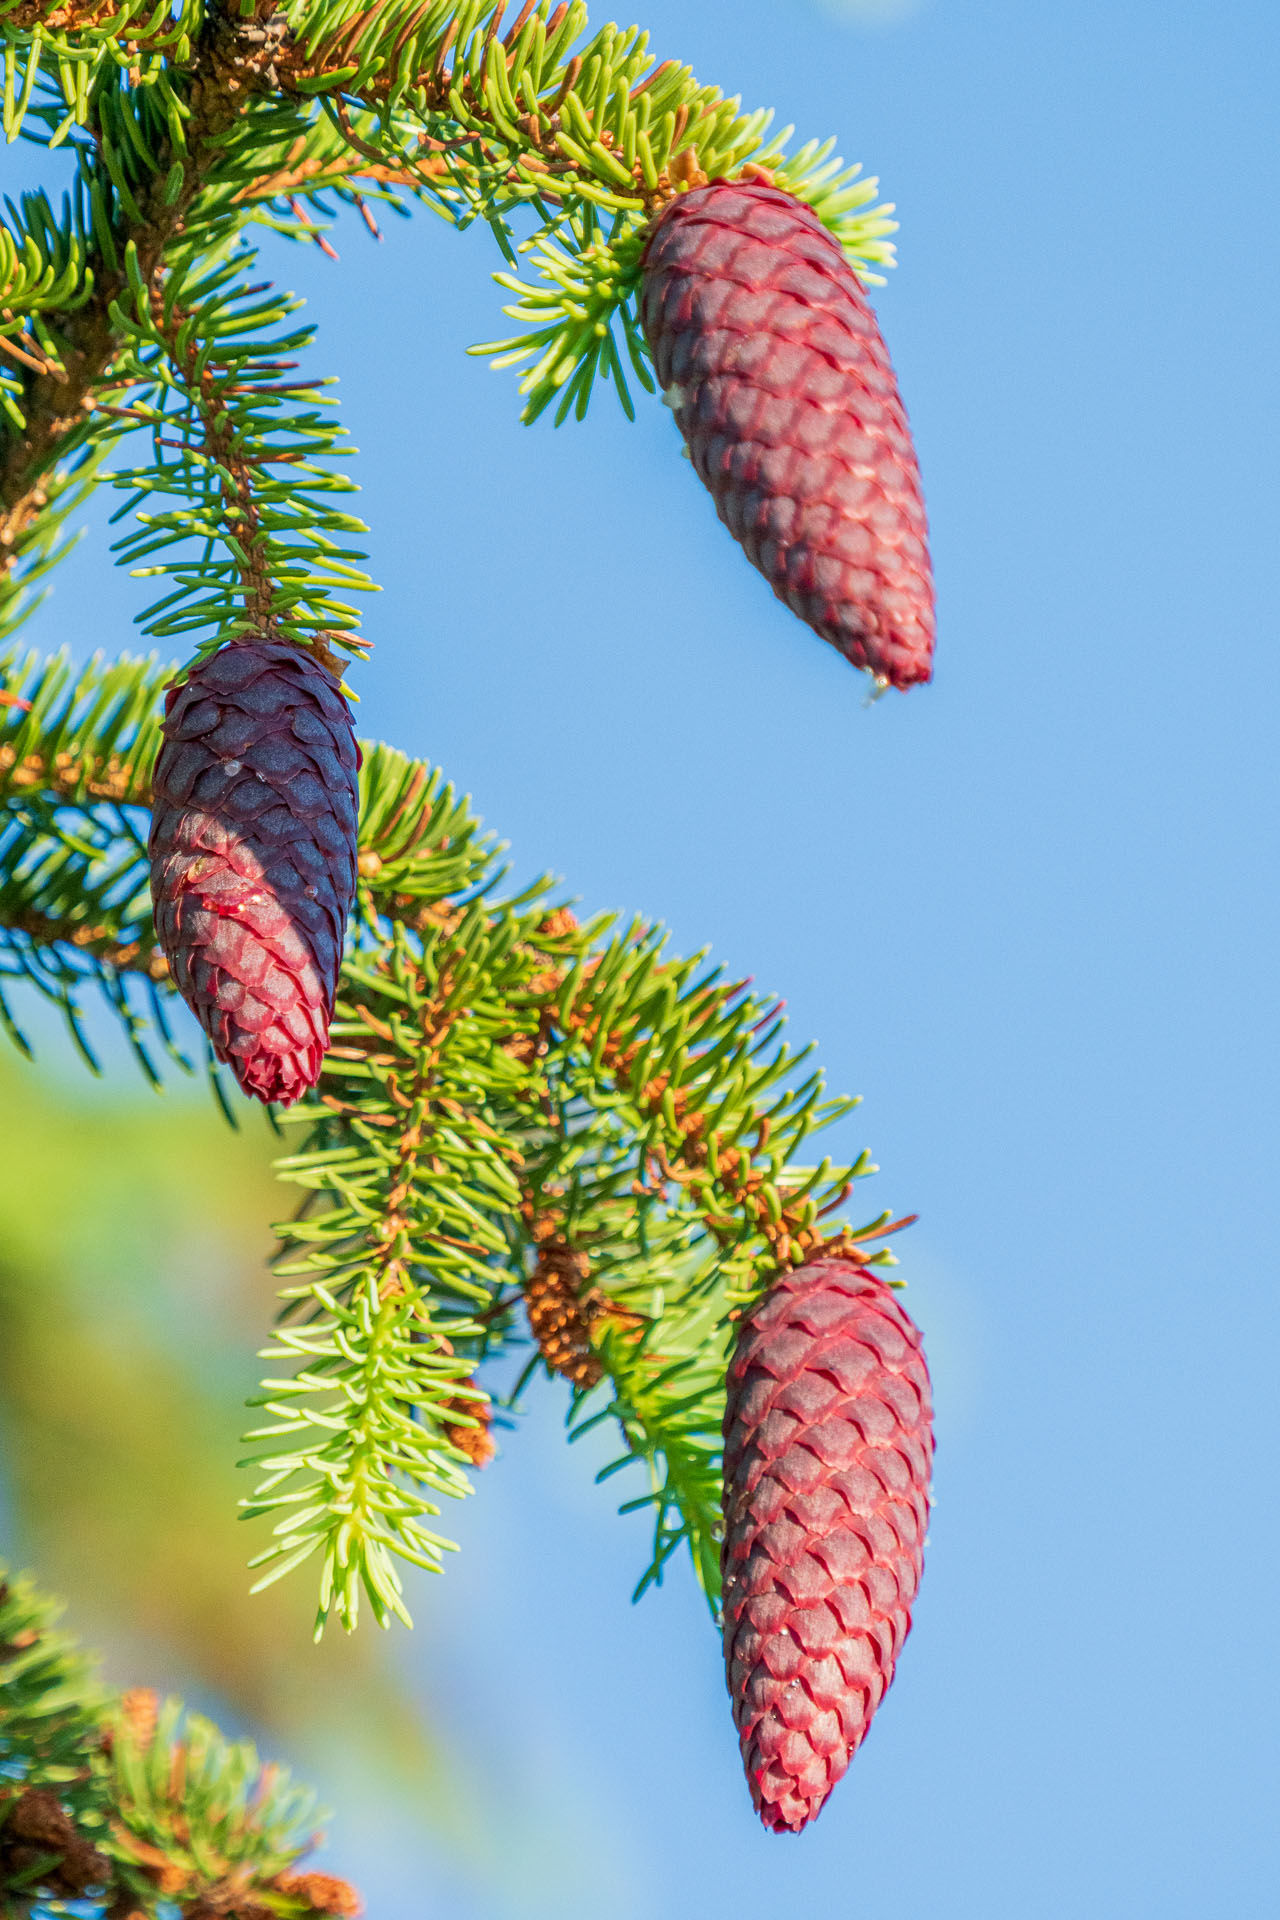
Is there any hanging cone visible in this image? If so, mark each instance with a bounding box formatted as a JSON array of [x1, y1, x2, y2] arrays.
[[148, 639, 360, 1106], [721, 1257, 933, 1831], [640, 182, 934, 690]]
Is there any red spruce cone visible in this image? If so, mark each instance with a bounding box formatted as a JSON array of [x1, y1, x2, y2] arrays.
[[721, 1258, 933, 1832], [640, 182, 934, 689], [148, 639, 359, 1106]]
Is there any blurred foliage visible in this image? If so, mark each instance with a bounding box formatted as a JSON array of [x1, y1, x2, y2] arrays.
[[0, 1565, 366, 1917], [0, 1048, 451, 1806]]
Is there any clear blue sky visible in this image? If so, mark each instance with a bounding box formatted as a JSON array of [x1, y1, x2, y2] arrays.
[[12, 1, 1280, 1914]]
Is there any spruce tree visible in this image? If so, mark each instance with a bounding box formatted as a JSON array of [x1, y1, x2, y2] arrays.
[[0, 2, 936, 1898]]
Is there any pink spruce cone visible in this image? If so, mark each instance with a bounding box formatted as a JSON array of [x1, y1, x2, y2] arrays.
[[721, 1257, 933, 1832], [148, 639, 360, 1106], [640, 182, 934, 689]]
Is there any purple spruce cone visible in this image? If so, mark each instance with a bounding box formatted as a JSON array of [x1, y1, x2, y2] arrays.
[[722, 1257, 934, 1831], [148, 639, 359, 1105], [640, 181, 935, 689]]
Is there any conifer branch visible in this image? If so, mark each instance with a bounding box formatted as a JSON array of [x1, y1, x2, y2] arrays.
[[0, 0, 901, 660], [106, 249, 374, 665], [0, 641, 906, 1626], [0, 0, 898, 469], [0, 643, 174, 1070], [0, 10, 385, 667], [0, 1564, 363, 1918], [501, 926, 891, 1610], [241, 910, 536, 1632], [0, 7, 284, 605], [0, 0, 915, 1626], [270, 1, 898, 421]]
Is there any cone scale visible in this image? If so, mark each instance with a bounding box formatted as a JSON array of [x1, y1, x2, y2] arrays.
[[721, 1257, 933, 1831], [640, 182, 935, 690], [148, 639, 359, 1106]]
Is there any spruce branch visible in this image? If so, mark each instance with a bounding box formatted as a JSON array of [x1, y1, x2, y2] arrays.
[[0, 7, 297, 645], [278, 0, 896, 258], [0, 642, 175, 1071], [0, 1564, 363, 1918], [106, 243, 374, 664], [0, 1, 935, 1843], [0, 640, 907, 1627], [0, 643, 161, 808], [241, 879, 549, 1631], [268, 1, 898, 419], [0, 0, 902, 657], [242, 1275, 486, 1635], [502, 925, 893, 1611]]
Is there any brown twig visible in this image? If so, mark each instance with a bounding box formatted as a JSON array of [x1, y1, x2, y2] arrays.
[[144, 286, 280, 635], [0, 901, 167, 978]]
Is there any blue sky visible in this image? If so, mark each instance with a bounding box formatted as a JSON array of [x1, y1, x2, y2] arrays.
[[9, 1, 1280, 1914]]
